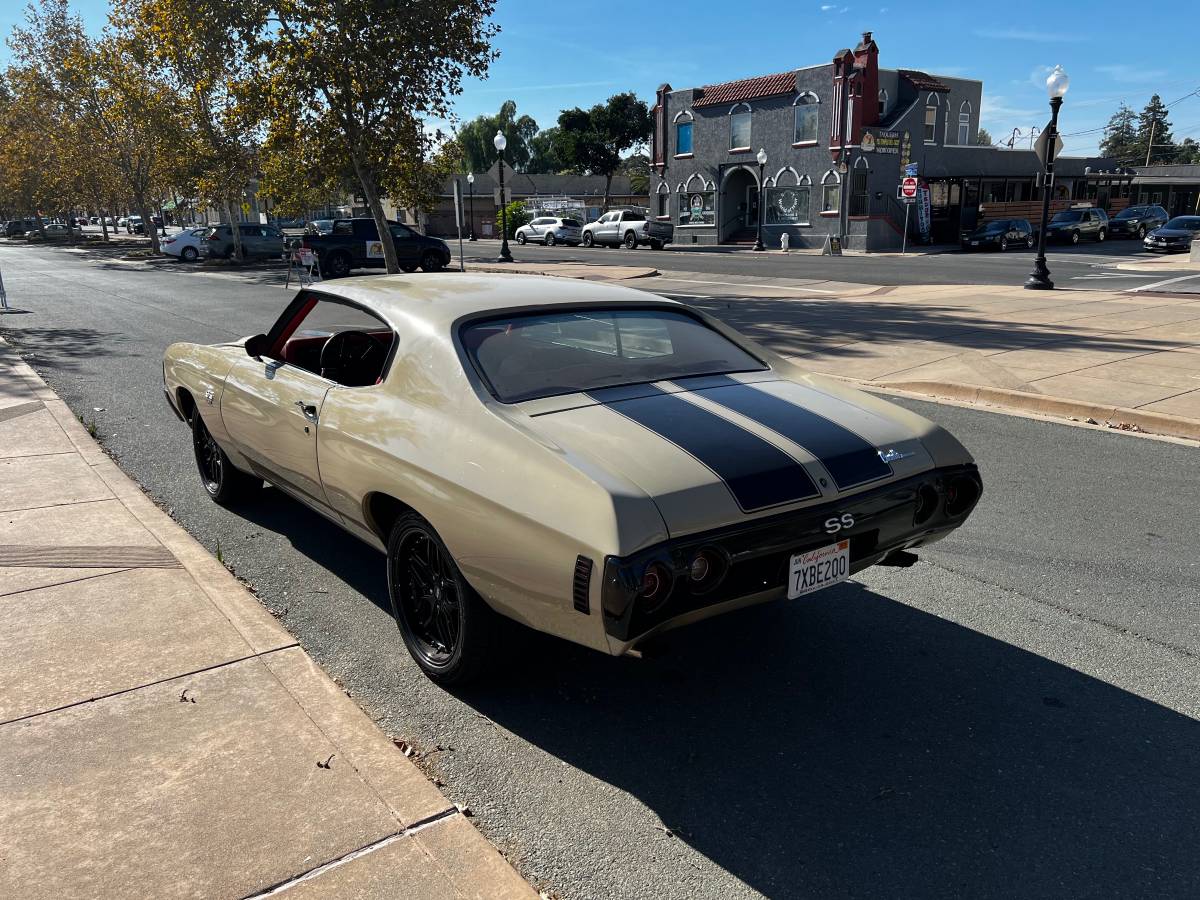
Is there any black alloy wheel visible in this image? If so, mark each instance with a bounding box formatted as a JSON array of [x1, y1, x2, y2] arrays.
[[582, 231, 594, 247], [1137, 225, 1146, 239], [999, 237, 1008, 251], [624, 230, 638, 249], [325, 252, 351, 278], [1027, 235, 1035, 249], [1070, 231, 1080, 245], [419, 250, 444, 272], [387, 513, 498, 683], [191, 412, 258, 506]]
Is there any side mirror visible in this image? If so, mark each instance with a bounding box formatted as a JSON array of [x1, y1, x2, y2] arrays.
[[245, 334, 269, 359]]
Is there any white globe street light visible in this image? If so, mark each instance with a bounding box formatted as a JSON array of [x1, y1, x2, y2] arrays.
[[493, 131, 507, 152], [494, 131, 512, 261], [1046, 65, 1069, 99], [466, 173, 476, 241], [753, 148, 768, 251], [1026, 66, 1068, 290]]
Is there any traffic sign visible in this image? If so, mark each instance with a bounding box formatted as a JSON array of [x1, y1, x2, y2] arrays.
[[900, 176, 918, 199], [904, 162, 919, 178], [1033, 128, 1064, 166]]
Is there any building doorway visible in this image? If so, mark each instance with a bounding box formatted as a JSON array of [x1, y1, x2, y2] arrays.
[[720, 165, 759, 243]]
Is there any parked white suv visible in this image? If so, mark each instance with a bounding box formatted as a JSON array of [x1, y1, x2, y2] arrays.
[[515, 216, 583, 246]]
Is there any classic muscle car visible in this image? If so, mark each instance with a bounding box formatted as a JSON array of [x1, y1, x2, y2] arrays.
[[163, 274, 982, 683]]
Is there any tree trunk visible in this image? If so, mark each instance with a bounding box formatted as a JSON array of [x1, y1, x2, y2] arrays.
[[96, 199, 109, 242], [349, 152, 399, 275], [136, 197, 160, 253], [224, 199, 244, 260], [603, 173, 613, 213]]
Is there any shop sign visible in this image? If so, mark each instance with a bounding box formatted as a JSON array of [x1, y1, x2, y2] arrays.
[[867, 129, 900, 155], [860, 132, 877, 152]]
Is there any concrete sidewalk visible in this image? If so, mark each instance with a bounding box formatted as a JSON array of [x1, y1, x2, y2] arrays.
[[0, 346, 535, 898]]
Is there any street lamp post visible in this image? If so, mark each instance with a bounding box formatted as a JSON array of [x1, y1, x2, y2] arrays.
[[753, 148, 767, 251], [1025, 65, 1069, 291], [494, 131, 513, 263], [467, 172, 476, 241]]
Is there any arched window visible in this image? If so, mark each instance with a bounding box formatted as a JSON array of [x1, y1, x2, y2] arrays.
[[678, 174, 715, 225], [729, 103, 752, 151], [958, 101, 972, 145], [878, 89, 888, 117], [655, 182, 670, 218], [793, 93, 819, 145], [850, 157, 869, 216], [673, 110, 694, 156], [765, 169, 811, 226], [821, 170, 840, 214], [924, 93, 940, 144]]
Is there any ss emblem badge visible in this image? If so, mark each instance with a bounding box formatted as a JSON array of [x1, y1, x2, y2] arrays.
[[824, 513, 855, 535]]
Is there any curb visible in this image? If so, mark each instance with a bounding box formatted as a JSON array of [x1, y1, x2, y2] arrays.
[[845, 376, 1200, 441], [467, 263, 660, 280]]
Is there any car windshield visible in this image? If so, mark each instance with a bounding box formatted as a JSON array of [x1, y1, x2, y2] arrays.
[[1051, 211, 1082, 223], [462, 308, 767, 403], [974, 222, 1007, 235], [1114, 207, 1148, 219], [1165, 217, 1200, 231]]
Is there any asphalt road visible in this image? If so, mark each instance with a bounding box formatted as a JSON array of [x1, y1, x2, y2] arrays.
[[457, 235, 1200, 293], [3, 241, 1199, 899]]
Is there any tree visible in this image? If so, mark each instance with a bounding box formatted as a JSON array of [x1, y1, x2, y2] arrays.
[[526, 127, 564, 174], [619, 152, 649, 194], [113, 0, 265, 259], [975, 127, 993, 147], [1136, 95, 1175, 165], [554, 92, 651, 211], [257, 1, 498, 274], [457, 100, 538, 173], [1100, 103, 1137, 163], [499, 199, 530, 238], [1178, 138, 1200, 165]]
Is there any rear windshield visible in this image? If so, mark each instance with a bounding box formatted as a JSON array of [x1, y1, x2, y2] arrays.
[[1051, 210, 1082, 223], [560, 218, 582, 228], [622, 211, 646, 221], [462, 308, 766, 403], [1165, 217, 1200, 230], [1115, 207, 1148, 219]]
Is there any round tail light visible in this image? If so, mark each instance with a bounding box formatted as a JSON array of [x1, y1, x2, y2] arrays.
[[638, 562, 673, 614], [686, 548, 727, 594]]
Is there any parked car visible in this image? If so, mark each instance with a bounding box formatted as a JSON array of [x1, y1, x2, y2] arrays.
[[163, 274, 983, 682], [300, 217, 450, 277], [515, 216, 584, 247], [104, 216, 115, 227], [125, 215, 142, 234], [4, 218, 36, 236], [582, 209, 674, 249], [204, 223, 286, 260], [44, 222, 81, 239], [161, 226, 210, 262], [304, 219, 334, 236], [960, 218, 1035, 251], [132, 215, 164, 235], [1043, 207, 1108, 244], [1108, 204, 1169, 240], [1143, 216, 1200, 253]]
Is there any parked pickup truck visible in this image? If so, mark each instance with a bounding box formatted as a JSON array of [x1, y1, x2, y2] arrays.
[[581, 208, 673, 250], [300, 217, 451, 277]]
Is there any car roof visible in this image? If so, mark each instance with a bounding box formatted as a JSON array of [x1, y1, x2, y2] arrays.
[[310, 273, 680, 329]]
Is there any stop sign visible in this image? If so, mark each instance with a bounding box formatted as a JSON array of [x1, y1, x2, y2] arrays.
[[901, 177, 918, 198]]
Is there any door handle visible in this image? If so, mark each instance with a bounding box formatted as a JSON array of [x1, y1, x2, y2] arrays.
[[294, 400, 319, 422]]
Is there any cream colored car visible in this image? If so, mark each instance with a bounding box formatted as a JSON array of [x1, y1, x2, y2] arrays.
[[163, 274, 982, 683]]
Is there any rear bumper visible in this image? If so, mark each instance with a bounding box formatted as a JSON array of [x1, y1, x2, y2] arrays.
[[601, 463, 982, 650]]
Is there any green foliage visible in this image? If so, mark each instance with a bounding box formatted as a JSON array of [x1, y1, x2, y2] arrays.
[[553, 92, 650, 209], [526, 127, 564, 174], [1100, 103, 1137, 163], [619, 153, 649, 194], [458, 100, 538, 173], [1136, 94, 1175, 165], [500, 199, 531, 237], [975, 127, 993, 147]]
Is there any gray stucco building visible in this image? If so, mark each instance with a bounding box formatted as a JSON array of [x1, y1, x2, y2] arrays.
[[650, 32, 1112, 249]]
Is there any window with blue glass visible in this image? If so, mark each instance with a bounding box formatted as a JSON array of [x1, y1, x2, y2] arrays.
[[676, 122, 693, 155]]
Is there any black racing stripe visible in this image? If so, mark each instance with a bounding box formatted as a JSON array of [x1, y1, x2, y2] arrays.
[[589, 386, 820, 512], [691, 375, 892, 490]]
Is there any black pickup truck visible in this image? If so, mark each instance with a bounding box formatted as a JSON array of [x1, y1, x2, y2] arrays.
[[300, 217, 452, 277]]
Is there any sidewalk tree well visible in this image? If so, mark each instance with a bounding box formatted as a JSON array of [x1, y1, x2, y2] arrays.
[[257, 0, 498, 274], [554, 93, 651, 212]]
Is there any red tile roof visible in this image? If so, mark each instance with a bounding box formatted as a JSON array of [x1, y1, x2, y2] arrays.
[[899, 70, 951, 92], [693, 71, 797, 108]]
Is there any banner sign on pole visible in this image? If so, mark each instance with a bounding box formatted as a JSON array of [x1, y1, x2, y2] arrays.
[[916, 185, 932, 242]]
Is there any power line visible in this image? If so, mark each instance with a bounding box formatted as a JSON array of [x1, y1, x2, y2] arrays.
[[1060, 85, 1200, 138]]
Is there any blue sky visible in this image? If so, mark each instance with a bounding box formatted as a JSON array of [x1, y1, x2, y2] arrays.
[[6, 0, 1198, 157]]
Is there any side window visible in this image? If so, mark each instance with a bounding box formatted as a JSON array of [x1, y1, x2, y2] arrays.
[[389, 225, 413, 240], [333, 220, 354, 235], [278, 297, 395, 387]]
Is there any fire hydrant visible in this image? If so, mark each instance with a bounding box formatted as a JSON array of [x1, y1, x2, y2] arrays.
[[780, 232, 790, 253]]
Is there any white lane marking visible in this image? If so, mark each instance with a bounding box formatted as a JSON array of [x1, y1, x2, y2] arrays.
[[1070, 273, 1147, 279], [1127, 272, 1200, 292]]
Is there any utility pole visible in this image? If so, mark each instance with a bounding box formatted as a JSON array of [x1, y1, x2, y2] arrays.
[[1145, 118, 1157, 166]]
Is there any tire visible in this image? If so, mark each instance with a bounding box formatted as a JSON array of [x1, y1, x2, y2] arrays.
[[1027, 236, 1035, 249], [582, 231, 594, 247], [191, 411, 258, 506], [1137, 225, 1146, 239], [545, 232, 556, 246], [387, 513, 499, 684], [419, 250, 444, 272], [400, 263, 418, 273], [999, 237, 1008, 252], [1097, 228, 1106, 242], [325, 252, 351, 278], [650, 240, 663, 251], [516, 232, 527, 245], [223, 245, 235, 260], [623, 230, 638, 249], [181, 246, 198, 262], [1070, 231, 1080, 245]]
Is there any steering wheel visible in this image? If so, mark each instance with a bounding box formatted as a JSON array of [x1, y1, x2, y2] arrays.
[[319, 330, 386, 386]]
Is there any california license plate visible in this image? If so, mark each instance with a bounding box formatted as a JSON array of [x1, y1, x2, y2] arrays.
[[970, 241, 979, 246], [788, 540, 850, 599]]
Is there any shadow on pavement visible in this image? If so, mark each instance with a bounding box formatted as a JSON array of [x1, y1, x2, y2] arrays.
[[460, 584, 1200, 898], [0, 326, 130, 371]]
